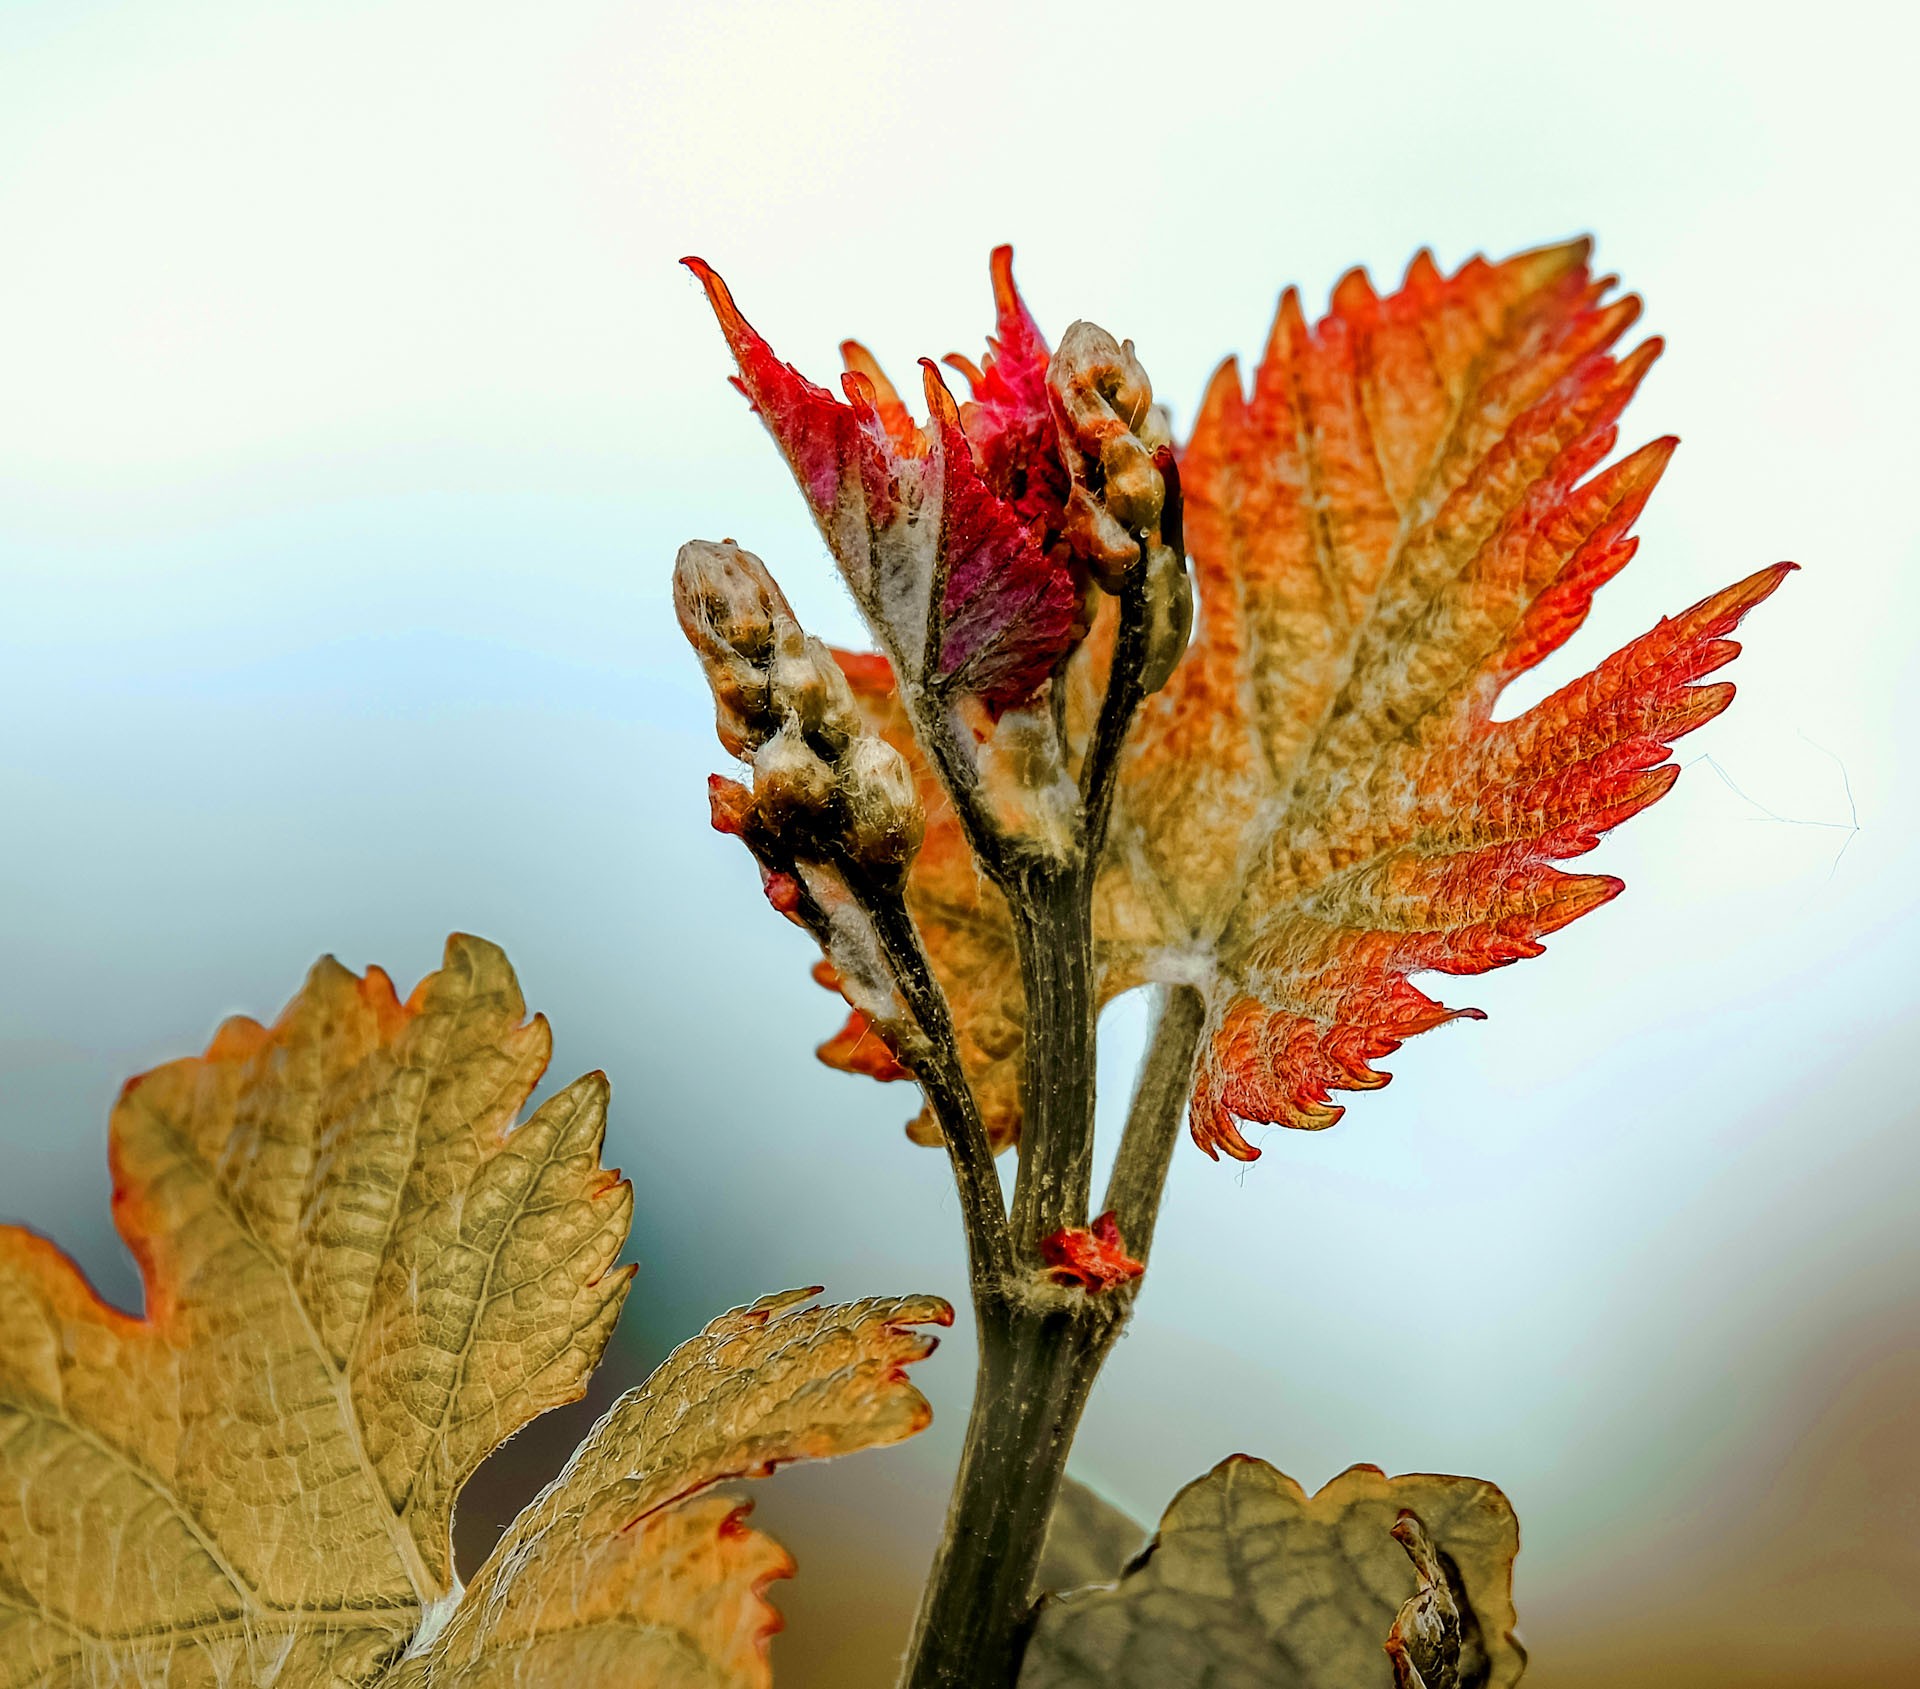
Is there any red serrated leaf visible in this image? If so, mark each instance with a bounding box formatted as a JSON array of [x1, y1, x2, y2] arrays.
[[944, 245, 1072, 542], [686, 254, 1079, 709]]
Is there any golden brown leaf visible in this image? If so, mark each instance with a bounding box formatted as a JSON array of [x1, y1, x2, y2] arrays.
[[808, 242, 1789, 1158], [1021, 1457, 1523, 1689], [392, 1289, 951, 1688], [0, 937, 949, 1688]]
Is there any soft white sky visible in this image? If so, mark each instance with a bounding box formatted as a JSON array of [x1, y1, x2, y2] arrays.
[[1, 3, 1914, 1684]]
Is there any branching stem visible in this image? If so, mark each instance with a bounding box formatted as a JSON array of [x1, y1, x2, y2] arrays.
[[898, 550, 1195, 1689], [854, 871, 1015, 1296], [898, 985, 1200, 1689]]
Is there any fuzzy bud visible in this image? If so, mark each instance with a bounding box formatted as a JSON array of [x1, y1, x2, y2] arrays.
[[674, 539, 798, 754], [769, 623, 860, 751], [838, 735, 924, 875], [751, 722, 837, 829], [1049, 321, 1168, 589], [674, 539, 791, 663]]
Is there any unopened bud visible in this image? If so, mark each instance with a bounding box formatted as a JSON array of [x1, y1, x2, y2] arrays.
[[1052, 321, 1153, 442], [839, 735, 924, 874], [1049, 323, 1168, 590], [704, 655, 771, 758], [770, 624, 860, 750], [1063, 484, 1139, 587], [751, 723, 836, 828], [675, 540, 799, 754], [674, 539, 792, 665], [1098, 431, 1164, 534]]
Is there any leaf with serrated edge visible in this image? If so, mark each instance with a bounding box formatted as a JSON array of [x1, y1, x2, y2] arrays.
[[803, 242, 1790, 1159], [1021, 1457, 1523, 1689], [394, 1288, 950, 1686], [686, 255, 1080, 711], [0, 936, 949, 1688]]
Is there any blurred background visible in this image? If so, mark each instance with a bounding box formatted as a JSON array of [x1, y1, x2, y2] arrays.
[[1, 1, 1913, 1683]]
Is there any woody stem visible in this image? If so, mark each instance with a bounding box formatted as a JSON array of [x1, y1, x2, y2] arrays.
[[898, 984, 1199, 1689], [899, 1284, 1124, 1689], [1007, 545, 1157, 1254], [902, 559, 1168, 1688], [1005, 856, 1099, 1253]]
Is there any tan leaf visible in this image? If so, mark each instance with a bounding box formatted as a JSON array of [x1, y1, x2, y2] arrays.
[[396, 1288, 951, 1687], [1020, 1456, 1524, 1689], [0, 936, 949, 1688]]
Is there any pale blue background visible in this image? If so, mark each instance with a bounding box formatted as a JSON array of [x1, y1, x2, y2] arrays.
[[2, 3, 1913, 1684]]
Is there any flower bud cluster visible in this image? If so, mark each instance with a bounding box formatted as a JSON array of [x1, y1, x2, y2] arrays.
[[674, 539, 925, 878], [1047, 322, 1195, 694]]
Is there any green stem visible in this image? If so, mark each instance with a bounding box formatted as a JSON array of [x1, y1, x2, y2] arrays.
[[1102, 984, 1208, 1266], [1005, 861, 1098, 1254], [897, 985, 1205, 1689], [898, 1289, 1123, 1689], [1079, 549, 1152, 850], [856, 874, 1015, 1296]]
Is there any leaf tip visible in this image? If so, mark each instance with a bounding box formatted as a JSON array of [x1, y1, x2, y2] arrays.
[[682, 256, 756, 348], [918, 355, 960, 424], [987, 241, 1018, 306], [1617, 335, 1666, 386]]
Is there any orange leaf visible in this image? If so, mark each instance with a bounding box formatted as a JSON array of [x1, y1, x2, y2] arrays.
[[798, 242, 1790, 1160]]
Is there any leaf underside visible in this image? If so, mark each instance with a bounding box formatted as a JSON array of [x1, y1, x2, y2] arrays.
[[804, 242, 1790, 1157], [1020, 1457, 1524, 1689]]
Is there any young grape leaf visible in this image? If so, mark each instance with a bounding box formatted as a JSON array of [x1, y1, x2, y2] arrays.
[[389, 1287, 950, 1687], [784, 242, 1791, 1156], [1020, 1457, 1523, 1689], [0, 935, 947, 1687], [685, 254, 1081, 711]]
